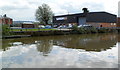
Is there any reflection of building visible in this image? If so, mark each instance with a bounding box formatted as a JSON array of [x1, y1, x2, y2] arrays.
[[3, 34, 117, 52], [0, 14, 13, 24], [53, 8, 117, 27], [53, 34, 117, 52]]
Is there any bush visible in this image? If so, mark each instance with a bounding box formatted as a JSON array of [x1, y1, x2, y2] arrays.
[[98, 28, 108, 33], [89, 27, 98, 33], [71, 25, 79, 33], [71, 26, 98, 34], [72, 25, 78, 31], [2, 24, 11, 36], [78, 27, 86, 34], [78, 27, 98, 34]]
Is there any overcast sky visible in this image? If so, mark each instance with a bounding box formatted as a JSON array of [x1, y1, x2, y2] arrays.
[[0, 0, 119, 21]]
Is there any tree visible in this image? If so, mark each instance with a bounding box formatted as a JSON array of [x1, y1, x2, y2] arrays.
[[35, 4, 54, 25], [2, 24, 10, 36]]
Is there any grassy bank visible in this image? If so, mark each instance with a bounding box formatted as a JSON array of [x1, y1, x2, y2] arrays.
[[10, 27, 115, 36], [2, 24, 118, 38], [10, 28, 56, 32]]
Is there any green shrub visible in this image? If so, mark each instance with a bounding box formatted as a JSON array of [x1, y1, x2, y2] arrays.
[[72, 25, 78, 31], [71, 25, 78, 33], [89, 27, 98, 33], [2, 24, 11, 36], [72, 26, 98, 34], [98, 28, 108, 33], [78, 27, 98, 34], [78, 27, 86, 34]]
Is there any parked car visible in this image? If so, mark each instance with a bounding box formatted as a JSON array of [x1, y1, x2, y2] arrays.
[[78, 25, 93, 28], [53, 25, 58, 28], [45, 25, 52, 29], [57, 25, 67, 28], [68, 24, 73, 28], [38, 25, 45, 28]]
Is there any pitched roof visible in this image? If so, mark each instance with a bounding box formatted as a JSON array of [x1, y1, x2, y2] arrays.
[[54, 11, 116, 17], [0, 15, 12, 19], [54, 11, 117, 23], [86, 12, 117, 23]]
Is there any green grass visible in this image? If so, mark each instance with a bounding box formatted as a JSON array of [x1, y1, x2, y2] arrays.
[[10, 28, 56, 32]]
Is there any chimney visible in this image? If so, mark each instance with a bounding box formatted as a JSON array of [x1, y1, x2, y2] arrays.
[[3, 14, 7, 17], [82, 8, 89, 14]]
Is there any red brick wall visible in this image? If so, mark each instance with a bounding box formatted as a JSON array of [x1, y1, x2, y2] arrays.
[[0, 18, 13, 24], [5, 19, 12, 24], [0, 19, 2, 24], [86, 22, 100, 27], [87, 22, 116, 27], [117, 17, 120, 27], [99, 23, 116, 27], [10, 19, 13, 24]]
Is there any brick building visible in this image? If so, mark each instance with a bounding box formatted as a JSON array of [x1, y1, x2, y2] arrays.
[[0, 14, 13, 24], [53, 9, 117, 27], [21, 22, 35, 28], [117, 17, 120, 27]]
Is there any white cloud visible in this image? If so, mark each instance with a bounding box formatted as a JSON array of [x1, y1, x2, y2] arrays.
[[0, 0, 119, 21]]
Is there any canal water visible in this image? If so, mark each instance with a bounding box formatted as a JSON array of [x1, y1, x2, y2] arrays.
[[0, 33, 119, 68]]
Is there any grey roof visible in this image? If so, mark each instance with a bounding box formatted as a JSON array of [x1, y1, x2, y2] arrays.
[[54, 11, 116, 17], [53, 11, 117, 23], [86, 12, 117, 23]]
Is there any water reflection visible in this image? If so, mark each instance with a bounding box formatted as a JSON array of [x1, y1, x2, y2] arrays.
[[54, 34, 117, 52], [36, 40, 53, 56], [2, 33, 117, 53], [1, 33, 119, 68], [118, 34, 120, 42]]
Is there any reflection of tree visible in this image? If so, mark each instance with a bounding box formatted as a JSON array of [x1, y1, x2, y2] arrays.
[[2, 39, 13, 51], [36, 40, 53, 56]]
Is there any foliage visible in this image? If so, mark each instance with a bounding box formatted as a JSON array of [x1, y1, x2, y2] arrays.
[[2, 24, 11, 36], [35, 3, 54, 25], [72, 26, 98, 34], [78, 27, 86, 34], [98, 28, 108, 33], [86, 27, 98, 33], [72, 25, 78, 31], [71, 25, 79, 33], [10, 28, 56, 32]]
